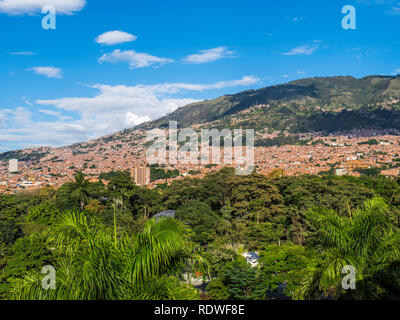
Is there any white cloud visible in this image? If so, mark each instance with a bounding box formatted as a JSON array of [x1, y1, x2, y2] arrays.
[[286, 16, 307, 22], [356, 0, 400, 15], [9, 51, 35, 56], [36, 78, 258, 117], [0, 76, 259, 150], [95, 31, 137, 45], [99, 49, 173, 69], [183, 47, 235, 64], [13, 107, 32, 125], [125, 112, 151, 126], [357, 0, 397, 5], [0, 109, 12, 127], [0, 76, 258, 149], [38, 109, 62, 117], [153, 76, 259, 92], [0, 0, 85, 15], [21, 96, 33, 106], [388, 6, 400, 15], [28, 66, 63, 79], [282, 44, 319, 56], [391, 68, 400, 75], [292, 16, 307, 22]]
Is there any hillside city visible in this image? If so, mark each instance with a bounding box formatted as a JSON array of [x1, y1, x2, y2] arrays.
[[4, 0, 400, 304], [1, 127, 399, 194]]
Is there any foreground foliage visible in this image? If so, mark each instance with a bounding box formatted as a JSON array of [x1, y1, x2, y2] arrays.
[[296, 198, 400, 300], [1, 169, 399, 300], [11, 212, 202, 300]]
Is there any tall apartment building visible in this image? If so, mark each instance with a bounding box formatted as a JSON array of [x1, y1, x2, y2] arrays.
[[132, 167, 150, 186], [8, 159, 18, 173]]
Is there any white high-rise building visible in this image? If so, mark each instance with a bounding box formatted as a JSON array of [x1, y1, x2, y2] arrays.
[[8, 159, 18, 173]]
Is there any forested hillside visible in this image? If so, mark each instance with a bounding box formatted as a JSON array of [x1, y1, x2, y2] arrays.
[[1, 169, 400, 300], [138, 75, 400, 133]]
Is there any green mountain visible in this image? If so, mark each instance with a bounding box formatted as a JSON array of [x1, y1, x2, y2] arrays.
[[138, 75, 400, 133], [2, 75, 400, 159]]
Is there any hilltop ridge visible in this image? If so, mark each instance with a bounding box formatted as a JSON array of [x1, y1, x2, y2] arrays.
[[1, 75, 400, 193], [137, 75, 400, 131], [1, 74, 400, 164]]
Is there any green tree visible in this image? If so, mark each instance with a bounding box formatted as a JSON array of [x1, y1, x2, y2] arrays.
[[71, 172, 90, 210], [11, 212, 205, 300], [26, 201, 59, 226], [0, 220, 21, 246], [274, 175, 375, 244], [175, 200, 220, 246], [0, 234, 54, 298], [107, 171, 135, 214], [229, 174, 285, 224], [205, 278, 229, 300], [209, 260, 265, 300], [57, 172, 91, 211], [259, 244, 317, 298], [296, 198, 400, 300], [245, 222, 285, 251]]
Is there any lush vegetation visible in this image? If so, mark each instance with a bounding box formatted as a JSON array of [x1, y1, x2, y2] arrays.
[[1, 168, 400, 300], [139, 75, 400, 134], [150, 168, 180, 181]]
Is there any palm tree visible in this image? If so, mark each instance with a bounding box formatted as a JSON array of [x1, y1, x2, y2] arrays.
[[295, 197, 400, 300], [10, 212, 207, 300], [71, 172, 90, 210]]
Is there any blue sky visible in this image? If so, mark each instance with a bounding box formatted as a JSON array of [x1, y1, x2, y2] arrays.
[[0, 0, 400, 152]]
